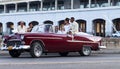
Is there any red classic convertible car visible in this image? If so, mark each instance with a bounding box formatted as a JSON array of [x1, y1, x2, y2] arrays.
[[1, 24, 106, 58]]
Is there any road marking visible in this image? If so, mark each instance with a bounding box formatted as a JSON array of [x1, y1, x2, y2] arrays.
[[0, 60, 120, 65]]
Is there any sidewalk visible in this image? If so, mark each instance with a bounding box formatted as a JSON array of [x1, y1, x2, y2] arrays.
[[0, 51, 9, 56], [92, 48, 120, 54]]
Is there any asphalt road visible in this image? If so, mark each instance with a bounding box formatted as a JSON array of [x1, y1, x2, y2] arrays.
[[0, 52, 120, 69]]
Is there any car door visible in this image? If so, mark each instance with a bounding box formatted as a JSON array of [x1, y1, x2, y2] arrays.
[[65, 34, 81, 51], [44, 33, 68, 52]]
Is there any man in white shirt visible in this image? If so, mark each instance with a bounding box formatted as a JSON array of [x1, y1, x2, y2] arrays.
[[17, 21, 27, 33], [70, 17, 79, 34]]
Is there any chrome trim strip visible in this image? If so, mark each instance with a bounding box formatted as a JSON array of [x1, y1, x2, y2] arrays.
[[9, 39, 21, 41], [67, 40, 98, 43], [26, 37, 63, 40]]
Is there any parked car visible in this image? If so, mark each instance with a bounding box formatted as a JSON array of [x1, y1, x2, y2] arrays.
[[0, 24, 106, 58]]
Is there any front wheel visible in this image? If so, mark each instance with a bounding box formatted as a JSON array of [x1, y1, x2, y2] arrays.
[[9, 50, 21, 58], [30, 42, 43, 58], [79, 46, 91, 56]]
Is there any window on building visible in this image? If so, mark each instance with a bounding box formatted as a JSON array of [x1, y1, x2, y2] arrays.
[[57, 0, 71, 10], [91, 0, 109, 8], [29, 1, 41, 11], [80, 0, 89, 8], [100, 0, 109, 7], [91, 0, 99, 8], [17, 3, 27, 12], [112, 18, 120, 33], [58, 0, 64, 10], [0, 5, 4, 13], [6, 4, 15, 13], [111, 0, 120, 6], [64, 0, 71, 9], [73, 0, 80, 9], [43, 0, 55, 11], [93, 19, 106, 37], [76, 20, 86, 32]]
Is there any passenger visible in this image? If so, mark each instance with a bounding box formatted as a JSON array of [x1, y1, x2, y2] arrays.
[[6, 23, 14, 35], [27, 23, 33, 32], [9, 24, 14, 34], [64, 18, 71, 34], [57, 27, 66, 34], [17, 21, 27, 33], [70, 17, 79, 34]]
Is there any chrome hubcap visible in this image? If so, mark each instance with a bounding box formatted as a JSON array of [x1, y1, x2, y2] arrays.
[[83, 47, 90, 55], [34, 45, 42, 57]]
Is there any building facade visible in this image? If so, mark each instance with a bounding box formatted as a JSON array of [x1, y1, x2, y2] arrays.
[[0, 0, 120, 37]]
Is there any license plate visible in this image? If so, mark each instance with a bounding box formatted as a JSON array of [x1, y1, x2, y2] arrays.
[[8, 46, 13, 50]]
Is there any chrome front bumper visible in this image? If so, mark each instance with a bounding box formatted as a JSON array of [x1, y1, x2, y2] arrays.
[[0, 45, 30, 51], [99, 45, 106, 49]]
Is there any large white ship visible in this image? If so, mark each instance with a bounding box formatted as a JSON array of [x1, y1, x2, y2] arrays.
[[0, 0, 120, 37]]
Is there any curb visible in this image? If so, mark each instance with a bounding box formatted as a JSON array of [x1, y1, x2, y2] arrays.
[[92, 49, 120, 54]]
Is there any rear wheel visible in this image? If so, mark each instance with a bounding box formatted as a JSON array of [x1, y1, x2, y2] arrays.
[[9, 50, 21, 58], [59, 52, 69, 56], [30, 42, 43, 58], [79, 46, 91, 56]]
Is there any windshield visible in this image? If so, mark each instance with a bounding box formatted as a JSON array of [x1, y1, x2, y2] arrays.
[[44, 25, 53, 32], [31, 24, 53, 33]]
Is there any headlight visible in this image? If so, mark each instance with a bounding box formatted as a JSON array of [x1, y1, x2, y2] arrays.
[[2, 38, 5, 41], [20, 35, 24, 40]]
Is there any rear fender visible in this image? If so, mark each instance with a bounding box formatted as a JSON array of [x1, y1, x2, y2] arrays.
[[82, 45, 92, 50]]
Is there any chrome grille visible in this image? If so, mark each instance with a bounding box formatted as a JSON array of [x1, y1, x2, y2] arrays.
[[7, 41, 21, 47]]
